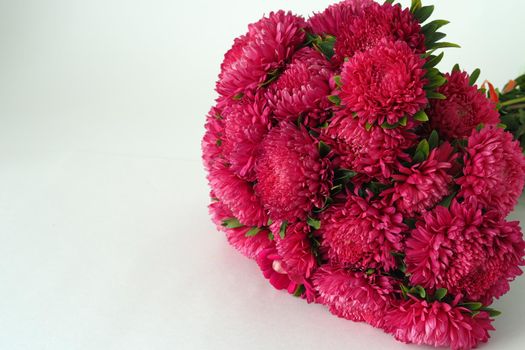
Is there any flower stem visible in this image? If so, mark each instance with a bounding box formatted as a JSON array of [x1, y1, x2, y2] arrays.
[[501, 97, 525, 107]]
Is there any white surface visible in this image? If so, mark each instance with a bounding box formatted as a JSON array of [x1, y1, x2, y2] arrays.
[[1, 0, 525, 349]]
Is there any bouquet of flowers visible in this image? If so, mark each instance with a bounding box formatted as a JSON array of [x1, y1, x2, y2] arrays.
[[202, 1, 525, 349]]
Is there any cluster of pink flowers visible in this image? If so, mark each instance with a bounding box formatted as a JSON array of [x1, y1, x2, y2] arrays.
[[203, 1, 525, 349]]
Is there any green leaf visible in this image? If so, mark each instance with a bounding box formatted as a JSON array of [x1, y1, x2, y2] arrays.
[[431, 42, 461, 49], [452, 63, 461, 72], [487, 309, 502, 317], [381, 121, 400, 129], [413, 110, 429, 122], [333, 75, 343, 88], [307, 217, 321, 230], [434, 288, 448, 301], [245, 227, 261, 237], [222, 218, 244, 229], [267, 231, 274, 241], [425, 32, 447, 46], [460, 302, 483, 311], [314, 35, 336, 60], [365, 122, 373, 131], [427, 91, 447, 100], [414, 5, 434, 23], [438, 191, 456, 208], [400, 283, 410, 299], [279, 221, 288, 239], [426, 74, 447, 89], [399, 116, 408, 127], [424, 52, 445, 69], [293, 284, 306, 297], [410, 0, 422, 13], [476, 123, 485, 131], [232, 93, 244, 101], [413, 139, 430, 163], [409, 285, 426, 299], [260, 68, 282, 87], [429, 130, 439, 149], [384, 0, 395, 4], [422, 19, 450, 33], [319, 141, 331, 158], [469, 68, 481, 86], [328, 95, 341, 106], [366, 268, 375, 275]]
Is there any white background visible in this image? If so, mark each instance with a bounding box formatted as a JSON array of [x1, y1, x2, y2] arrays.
[[1, 0, 525, 349]]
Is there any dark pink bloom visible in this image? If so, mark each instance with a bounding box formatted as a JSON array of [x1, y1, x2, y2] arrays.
[[309, 0, 372, 37], [384, 296, 494, 350], [340, 40, 428, 125], [457, 125, 525, 216], [216, 11, 306, 99], [313, 266, 395, 328], [405, 198, 525, 303], [383, 142, 457, 215], [266, 47, 334, 126], [220, 93, 271, 181], [334, 2, 425, 63], [274, 222, 317, 283], [323, 111, 417, 180], [319, 195, 406, 270], [255, 122, 332, 222], [429, 71, 500, 139], [202, 106, 225, 171], [208, 162, 268, 227], [256, 247, 298, 293], [209, 201, 272, 259]]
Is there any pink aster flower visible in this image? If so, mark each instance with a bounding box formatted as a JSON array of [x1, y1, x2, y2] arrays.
[[256, 247, 298, 293], [313, 266, 395, 328], [457, 125, 525, 216], [340, 39, 428, 126], [323, 111, 417, 180], [428, 71, 500, 139], [216, 11, 306, 99], [384, 295, 494, 350], [209, 201, 272, 259], [383, 142, 458, 215], [308, 0, 372, 37], [319, 194, 407, 270], [266, 47, 334, 126], [334, 2, 425, 63], [208, 162, 268, 227], [273, 222, 317, 283], [202, 106, 225, 171], [220, 93, 271, 181], [255, 122, 332, 222], [405, 198, 525, 303]]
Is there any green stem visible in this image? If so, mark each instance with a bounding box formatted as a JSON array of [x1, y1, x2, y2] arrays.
[[501, 97, 525, 107]]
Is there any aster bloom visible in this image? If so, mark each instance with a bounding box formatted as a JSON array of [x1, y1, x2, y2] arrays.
[[313, 266, 395, 328], [255, 122, 332, 222], [256, 247, 299, 294], [383, 142, 457, 215], [428, 70, 500, 139], [266, 47, 334, 126], [323, 110, 417, 180], [340, 39, 428, 125], [384, 295, 494, 350], [273, 222, 318, 283], [209, 201, 272, 259], [208, 162, 268, 227], [309, 0, 372, 37], [204, 2, 525, 349], [319, 194, 407, 270], [457, 125, 525, 216], [202, 106, 225, 171], [405, 198, 525, 303], [220, 92, 271, 181], [333, 2, 425, 63], [216, 11, 306, 99]]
